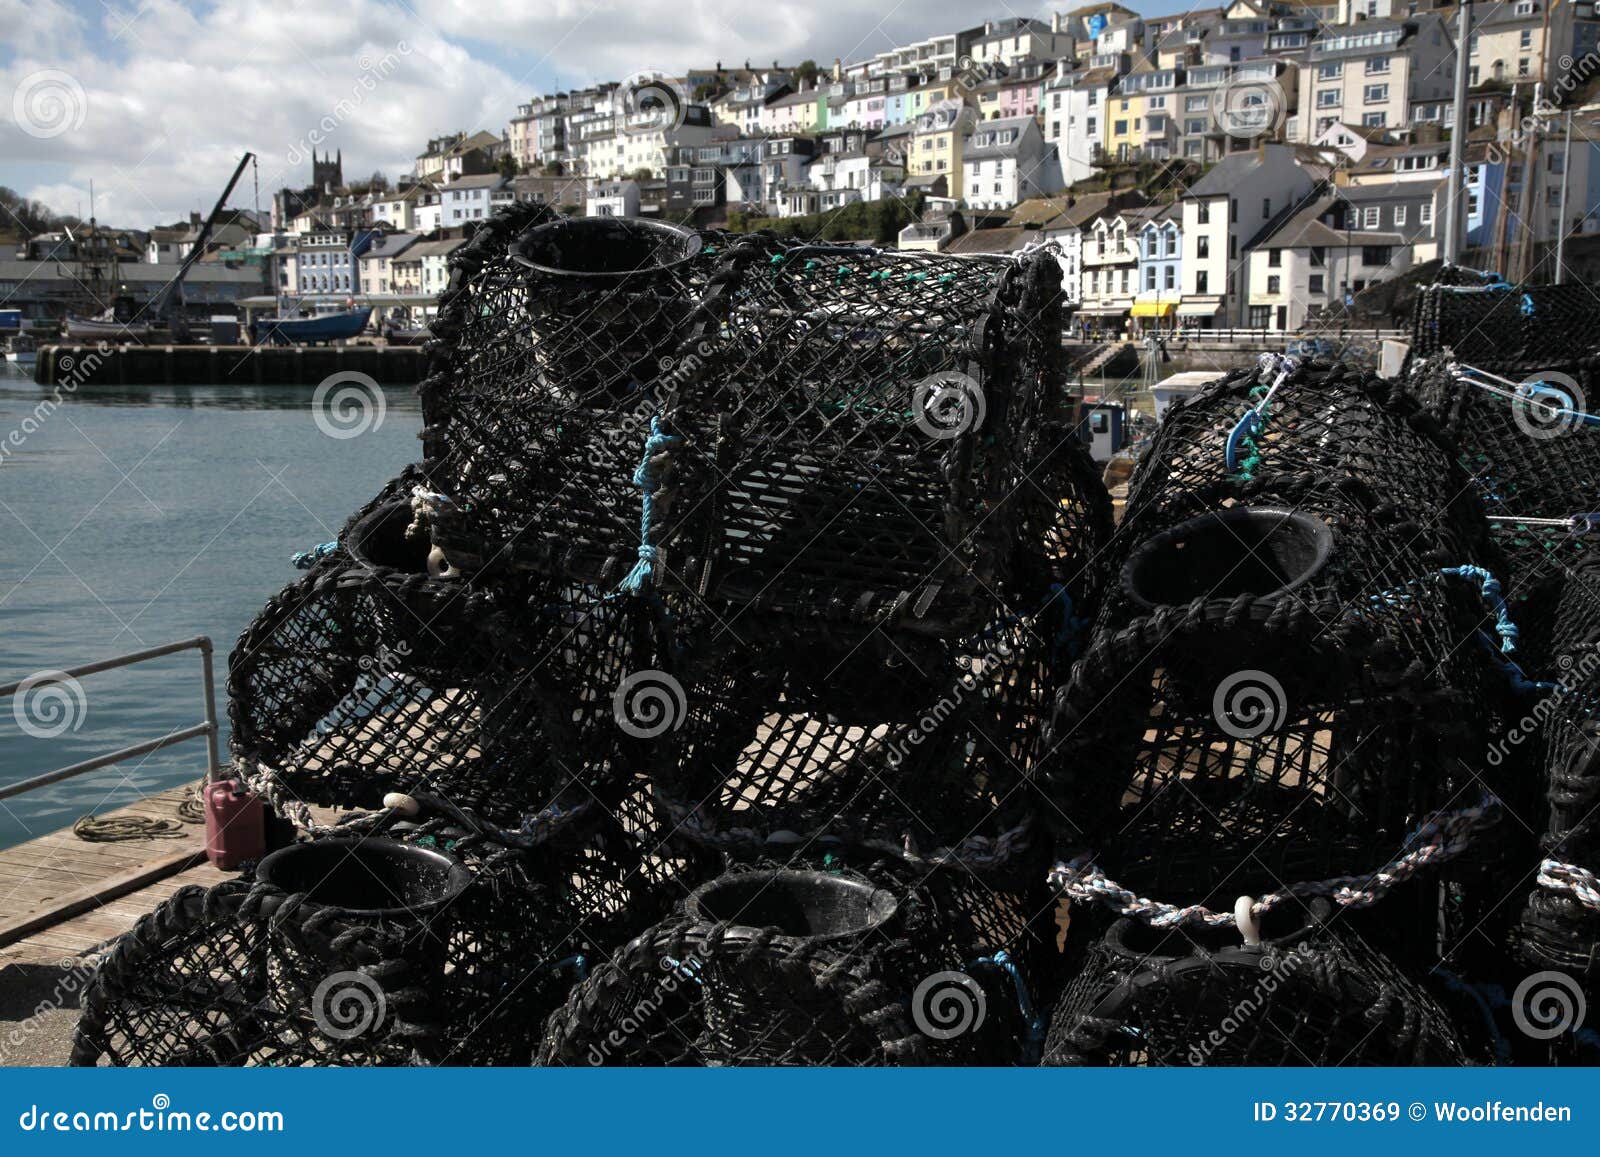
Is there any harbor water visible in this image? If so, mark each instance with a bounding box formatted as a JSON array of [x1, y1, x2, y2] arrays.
[[0, 366, 423, 851]]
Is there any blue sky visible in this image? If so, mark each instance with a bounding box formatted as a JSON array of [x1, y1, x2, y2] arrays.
[[0, 0, 1175, 229]]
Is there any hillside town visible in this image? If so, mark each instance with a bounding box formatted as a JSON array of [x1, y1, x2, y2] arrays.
[[8, 0, 1600, 338]]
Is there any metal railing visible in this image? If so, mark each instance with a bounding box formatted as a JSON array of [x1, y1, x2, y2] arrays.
[[0, 636, 219, 804]]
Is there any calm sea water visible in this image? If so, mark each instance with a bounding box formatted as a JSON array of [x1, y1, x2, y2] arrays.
[[0, 365, 423, 850]]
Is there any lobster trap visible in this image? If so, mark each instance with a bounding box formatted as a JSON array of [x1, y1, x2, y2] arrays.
[[536, 861, 1049, 1067], [1041, 904, 1477, 1066], [72, 797, 716, 1067], [1518, 549, 1600, 982], [1410, 274, 1600, 371], [227, 549, 666, 834], [418, 207, 1093, 642]]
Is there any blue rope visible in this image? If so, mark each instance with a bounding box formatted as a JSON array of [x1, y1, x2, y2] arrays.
[[1520, 292, 1536, 316], [970, 950, 1045, 1064], [1225, 410, 1264, 474], [1477, 631, 1559, 695], [1368, 564, 1523, 654], [550, 954, 589, 982], [1047, 583, 1084, 661], [615, 415, 680, 595], [291, 540, 338, 570], [1441, 564, 1519, 653]]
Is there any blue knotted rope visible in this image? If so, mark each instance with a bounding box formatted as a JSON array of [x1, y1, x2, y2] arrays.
[[970, 949, 1045, 1064], [291, 540, 338, 570], [615, 415, 680, 594], [1047, 582, 1084, 661], [1441, 564, 1518, 653]]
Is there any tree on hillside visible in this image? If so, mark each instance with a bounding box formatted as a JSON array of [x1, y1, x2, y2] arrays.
[[794, 59, 820, 87], [0, 186, 83, 237], [498, 153, 520, 179]]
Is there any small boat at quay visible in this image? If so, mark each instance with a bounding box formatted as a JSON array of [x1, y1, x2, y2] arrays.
[[251, 306, 373, 346]]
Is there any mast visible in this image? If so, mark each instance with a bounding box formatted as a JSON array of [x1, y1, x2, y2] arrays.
[[1442, 0, 1472, 264], [149, 152, 256, 326]]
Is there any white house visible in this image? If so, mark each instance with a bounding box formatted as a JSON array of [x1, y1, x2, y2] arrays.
[[440, 175, 509, 227], [961, 117, 1057, 211], [1180, 143, 1325, 327], [587, 179, 641, 217]]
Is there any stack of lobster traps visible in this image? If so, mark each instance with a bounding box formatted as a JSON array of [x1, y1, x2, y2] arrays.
[[70, 227, 1600, 1067]]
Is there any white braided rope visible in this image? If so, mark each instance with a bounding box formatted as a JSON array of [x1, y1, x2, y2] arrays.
[[407, 485, 453, 538], [1537, 859, 1600, 910], [1048, 793, 1502, 929]]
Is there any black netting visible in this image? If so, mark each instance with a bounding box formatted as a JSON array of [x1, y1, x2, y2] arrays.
[[227, 547, 667, 834], [1409, 355, 1600, 522], [417, 206, 1091, 643], [1042, 906, 1478, 1066], [420, 208, 727, 583], [1518, 547, 1600, 980], [72, 800, 717, 1067], [1410, 278, 1600, 370], [645, 424, 1111, 870], [536, 861, 1051, 1066]]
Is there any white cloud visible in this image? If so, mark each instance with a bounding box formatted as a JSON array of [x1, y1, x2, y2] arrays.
[[2, 0, 1066, 227]]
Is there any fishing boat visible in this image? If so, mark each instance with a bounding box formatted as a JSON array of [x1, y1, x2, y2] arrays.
[[3, 333, 38, 368], [251, 306, 373, 346], [64, 295, 152, 343]]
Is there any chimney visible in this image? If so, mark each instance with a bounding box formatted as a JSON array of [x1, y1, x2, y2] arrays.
[[985, 21, 994, 36], [833, 57, 843, 81], [1052, 12, 1063, 34], [190, 211, 201, 227]]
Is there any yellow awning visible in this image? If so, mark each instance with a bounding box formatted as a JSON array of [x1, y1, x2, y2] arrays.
[[1130, 301, 1177, 318]]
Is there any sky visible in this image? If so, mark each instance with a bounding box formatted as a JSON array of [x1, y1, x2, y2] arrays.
[[0, 0, 1152, 230]]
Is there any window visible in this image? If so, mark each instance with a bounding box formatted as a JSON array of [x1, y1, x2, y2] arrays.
[[1120, 269, 1130, 293], [1198, 202, 1211, 225], [1230, 198, 1238, 223], [1145, 266, 1157, 290], [1394, 205, 1407, 226], [1317, 90, 1341, 108], [1420, 202, 1434, 225], [1165, 266, 1175, 290], [1310, 246, 1326, 267], [1519, 58, 1531, 76], [1366, 56, 1391, 75], [1521, 28, 1534, 49], [1309, 274, 1325, 294], [1262, 198, 1271, 218], [1187, 118, 1207, 134], [1197, 235, 1210, 258], [1365, 84, 1388, 104], [1267, 276, 1281, 294], [1114, 119, 1127, 135], [1186, 94, 1209, 111], [1362, 245, 1393, 265], [1268, 248, 1281, 267], [1317, 62, 1342, 79], [1514, 0, 1534, 12], [1249, 304, 1271, 328], [1087, 117, 1097, 134], [1196, 270, 1209, 293], [1363, 113, 1385, 127]]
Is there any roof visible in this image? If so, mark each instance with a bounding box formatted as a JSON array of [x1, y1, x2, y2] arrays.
[[1254, 193, 1346, 247], [443, 174, 506, 190], [360, 232, 418, 259], [398, 239, 464, 259], [946, 227, 1029, 255], [964, 118, 1039, 160], [1184, 150, 1265, 197]]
